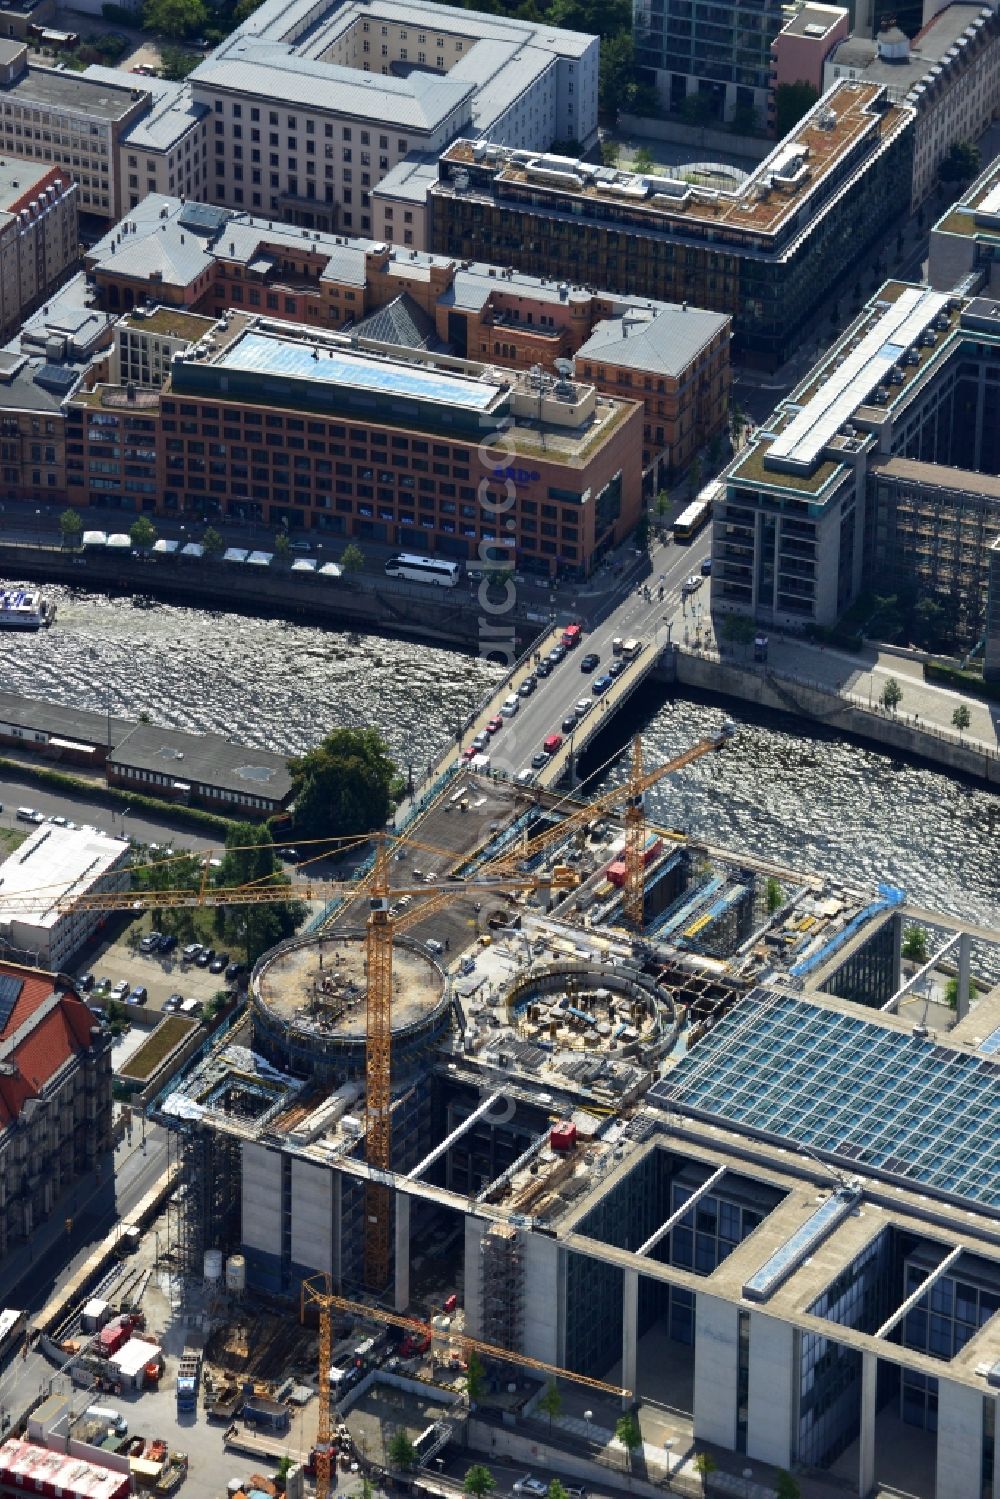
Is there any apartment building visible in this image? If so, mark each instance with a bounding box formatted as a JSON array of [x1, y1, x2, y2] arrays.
[[930, 154, 1000, 294], [0, 155, 77, 339], [711, 283, 1000, 642], [81, 66, 210, 213], [187, 0, 597, 234], [767, 4, 849, 135], [824, 5, 1000, 206], [0, 962, 113, 1261], [0, 824, 130, 971], [428, 83, 915, 368], [81, 194, 729, 484]]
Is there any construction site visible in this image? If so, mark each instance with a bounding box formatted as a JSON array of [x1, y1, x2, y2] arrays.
[[6, 727, 1000, 1499]]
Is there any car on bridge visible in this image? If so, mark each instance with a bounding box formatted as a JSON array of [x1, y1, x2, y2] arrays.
[[575, 699, 592, 718], [543, 733, 563, 754], [579, 652, 600, 673], [592, 673, 612, 695], [518, 675, 536, 696]]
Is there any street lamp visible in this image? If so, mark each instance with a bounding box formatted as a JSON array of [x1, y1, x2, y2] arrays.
[[664, 1438, 675, 1489], [584, 1410, 593, 1446]]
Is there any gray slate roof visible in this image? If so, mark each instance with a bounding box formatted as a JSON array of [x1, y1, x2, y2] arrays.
[[351, 292, 444, 351], [575, 304, 729, 377], [108, 724, 293, 802]]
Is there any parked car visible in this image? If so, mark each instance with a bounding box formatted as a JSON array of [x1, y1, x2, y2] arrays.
[[139, 932, 162, 954], [486, 715, 504, 734], [182, 943, 202, 962], [682, 573, 703, 594], [579, 652, 600, 673], [196, 948, 215, 968], [516, 768, 536, 785], [701, 556, 712, 575], [110, 980, 130, 999], [160, 934, 178, 953], [547, 644, 566, 664], [517, 675, 537, 696], [225, 961, 244, 982], [462, 745, 478, 760], [535, 659, 552, 678], [513, 1479, 547, 1498], [164, 994, 184, 1012], [77, 972, 95, 992], [209, 952, 229, 974], [472, 731, 490, 751]]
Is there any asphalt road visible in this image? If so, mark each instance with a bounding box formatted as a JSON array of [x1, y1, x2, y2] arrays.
[[0, 774, 220, 854], [482, 530, 710, 782]]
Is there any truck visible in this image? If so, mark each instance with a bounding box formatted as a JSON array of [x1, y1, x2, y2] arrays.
[[175, 1346, 202, 1413]]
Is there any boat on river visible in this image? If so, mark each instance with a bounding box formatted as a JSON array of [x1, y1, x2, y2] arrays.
[[0, 583, 53, 630]]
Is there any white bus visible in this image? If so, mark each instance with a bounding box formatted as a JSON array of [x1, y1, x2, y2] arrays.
[[384, 553, 462, 588]]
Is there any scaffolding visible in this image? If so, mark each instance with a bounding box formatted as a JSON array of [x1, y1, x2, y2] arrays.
[[480, 1223, 523, 1353], [165, 1118, 241, 1288]]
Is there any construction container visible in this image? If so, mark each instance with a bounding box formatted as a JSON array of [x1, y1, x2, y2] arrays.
[[98, 1320, 131, 1357], [550, 1121, 577, 1152], [203, 1250, 223, 1283], [81, 1299, 110, 1334], [606, 859, 627, 887]]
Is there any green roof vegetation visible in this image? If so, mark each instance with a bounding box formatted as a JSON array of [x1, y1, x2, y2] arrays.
[[119, 1014, 199, 1081]]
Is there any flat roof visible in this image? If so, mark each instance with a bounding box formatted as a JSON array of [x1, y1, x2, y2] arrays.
[[767, 286, 949, 470], [7, 64, 142, 122], [0, 1440, 127, 1499], [0, 825, 126, 932], [652, 988, 1000, 1214], [215, 329, 502, 409], [0, 688, 131, 747]]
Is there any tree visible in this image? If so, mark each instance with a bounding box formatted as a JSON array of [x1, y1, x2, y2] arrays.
[[159, 42, 199, 78], [775, 1474, 800, 1499], [693, 1451, 717, 1494], [721, 613, 755, 649], [728, 101, 760, 137], [600, 140, 620, 168], [129, 515, 157, 551], [952, 703, 971, 737], [465, 1350, 486, 1403], [547, 1484, 568, 1499], [214, 822, 305, 964], [599, 33, 659, 121], [729, 402, 747, 448], [632, 145, 654, 174], [143, 0, 207, 36], [105, 997, 128, 1037], [912, 596, 947, 651], [766, 876, 783, 914], [274, 530, 291, 561], [775, 81, 818, 137], [59, 508, 83, 547], [655, 489, 670, 517], [944, 975, 959, 1011], [289, 727, 396, 841], [880, 676, 902, 714], [360, 1478, 375, 1499], [341, 541, 365, 574], [902, 925, 929, 964], [614, 1412, 641, 1469], [463, 1466, 496, 1499], [202, 526, 224, 557], [275, 1457, 294, 1488], [537, 1381, 562, 1432], [681, 92, 715, 127], [387, 1432, 418, 1472], [939, 141, 980, 186]]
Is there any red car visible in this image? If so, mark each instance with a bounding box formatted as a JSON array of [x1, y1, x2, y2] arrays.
[[543, 733, 564, 755], [462, 745, 478, 760], [487, 716, 504, 734]]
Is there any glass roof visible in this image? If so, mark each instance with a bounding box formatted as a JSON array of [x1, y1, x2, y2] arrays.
[[650, 989, 1000, 1211]]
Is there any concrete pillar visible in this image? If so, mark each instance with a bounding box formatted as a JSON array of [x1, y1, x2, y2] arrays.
[[693, 1293, 738, 1452], [746, 1313, 794, 1469], [858, 1351, 876, 1499], [621, 1267, 639, 1410], [394, 1192, 410, 1313], [936, 1378, 986, 1499], [890, 911, 902, 992], [957, 932, 972, 1021]]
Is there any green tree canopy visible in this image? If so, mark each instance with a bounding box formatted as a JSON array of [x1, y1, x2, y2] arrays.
[[547, 1484, 568, 1499], [939, 141, 980, 185], [159, 42, 199, 77], [274, 530, 291, 560], [463, 1466, 496, 1498], [766, 876, 784, 913], [902, 924, 929, 963], [60, 508, 83, 543], [340, 541, 365, 574], [880, 676, 903, 713], [143, 0, 207, 36], [537, 1381, 563, 1430], [387, 1432, 418, 1472], [465, 1350, 486, 1403], [775, 1472, 800, 1499], [775, 81, 818, 137], [202, 526, 224, 557], [952, 703, 971, 735], [600, 140, 620, 168], [694, 1451, 717, 1494], [615, 1412, 641, 1466], [289, 727, 396, 841], [129, 515, 157, 550], [214, 822, 305, 964], [632, 145, 654, 173]]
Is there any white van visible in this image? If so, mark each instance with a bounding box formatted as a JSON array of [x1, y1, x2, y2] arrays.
[[622, 638, 642, 661], [179, 998, 201, 1016], [85, 1405, 127, 1436], [501, 695, 519, 718]]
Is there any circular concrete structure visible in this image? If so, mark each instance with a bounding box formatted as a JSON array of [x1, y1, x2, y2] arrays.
[[250, 928, 452, 1083], [505, 960, 678, 1057]]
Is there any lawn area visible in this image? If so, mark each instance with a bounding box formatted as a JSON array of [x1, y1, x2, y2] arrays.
[[0, 828, 26, 857], [119, 1014, 198, 1082]]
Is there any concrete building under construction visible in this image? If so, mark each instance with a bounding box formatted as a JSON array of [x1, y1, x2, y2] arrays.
[[153, 764, 1000, 1499]]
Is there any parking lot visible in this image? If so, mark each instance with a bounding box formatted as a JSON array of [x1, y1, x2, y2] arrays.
[[79, 937, 240, 1014]]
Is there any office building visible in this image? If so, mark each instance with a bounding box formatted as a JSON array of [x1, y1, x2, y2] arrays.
[[711, 283, 1000, 641], [634, 0, 785, 124], [187, 0, 598, 233], [81, 66, 210, 214], [106, 723, 293, 816], [0, 961, 113, 1260], [154, 759, 1000, 1499], [985, 537, 1000, 683], [0, 154, 76, 339], [930, 155, 1000, 294], [823, 6, 1000, 206], [0, 824, 129, 971], [427, 82, 915, 367]]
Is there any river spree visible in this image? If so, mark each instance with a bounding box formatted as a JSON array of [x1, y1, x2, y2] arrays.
[[5, 586, 999, 930]]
